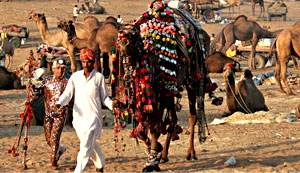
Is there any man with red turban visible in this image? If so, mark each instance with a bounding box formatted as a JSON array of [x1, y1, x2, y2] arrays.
[[57, 48, 112, 172]]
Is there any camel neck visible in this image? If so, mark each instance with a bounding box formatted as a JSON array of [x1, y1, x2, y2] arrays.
[[225, 74, 236, 105]]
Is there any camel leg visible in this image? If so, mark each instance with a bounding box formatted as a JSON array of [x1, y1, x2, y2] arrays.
[[274, 61, 285, 94], [291, 56, 298, 69], [67, 48, 76, 73], [94, 51, 101, 72], [6, 55, 11, 69], [280, 60, 295, 95], [252, 5, 255, 16], [143, 100, 165, 172], [161, 98, 177, 163], [250, 39, 258, 69], [186, 84, 197, 160], [295, 57, 300, 69]]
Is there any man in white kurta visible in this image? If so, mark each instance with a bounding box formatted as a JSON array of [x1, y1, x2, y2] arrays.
[[57, 48, 112, 173]]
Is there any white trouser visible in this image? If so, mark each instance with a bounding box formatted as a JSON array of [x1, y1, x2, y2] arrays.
[[74, 129, 105, 173]]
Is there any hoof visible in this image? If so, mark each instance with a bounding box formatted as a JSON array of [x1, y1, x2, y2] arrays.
[[160, 157, 169, 163], [288, 92, 296, 96], [186, 154, 198, 161], [142, 165, 161, 172]]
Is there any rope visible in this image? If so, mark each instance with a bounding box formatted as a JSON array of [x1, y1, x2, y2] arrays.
[[226, 76, 252, 114]]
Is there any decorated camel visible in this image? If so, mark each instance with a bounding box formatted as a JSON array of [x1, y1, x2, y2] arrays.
[[1, 38, 14, 69], [223, 64, 268, 116], [57, 17, 118, 75], [112, 0, 212, 171], [210, 15, 281, 69], [29, 12, 100, 73], [268, 21, 300, 95]]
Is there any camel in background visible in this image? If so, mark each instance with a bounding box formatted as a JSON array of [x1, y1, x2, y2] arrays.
[[268, 22, 300, 95], [0, 66, 23, 90], [205, 52, 241, 73], [57, 17, 118, 75], [227, 0, 243, 16], [251, 0, 265, 17], [29, 12, 100, 73], [0, 38, 14, 69], [223, 64, 268, 116], [210, 15, 281, 69]]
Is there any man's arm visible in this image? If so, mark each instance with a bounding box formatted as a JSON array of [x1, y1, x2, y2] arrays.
[[57, 75, 75, 107], [100, 74, 113, 110]]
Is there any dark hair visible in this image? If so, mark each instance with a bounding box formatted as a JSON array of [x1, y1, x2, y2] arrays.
[[75, 5, 78, 7]]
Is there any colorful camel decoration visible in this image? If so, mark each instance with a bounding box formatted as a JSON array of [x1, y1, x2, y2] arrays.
[[112, 0, 211, 171]]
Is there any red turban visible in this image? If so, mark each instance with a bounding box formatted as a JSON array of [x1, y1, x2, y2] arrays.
[[80, 48, 95, 61]]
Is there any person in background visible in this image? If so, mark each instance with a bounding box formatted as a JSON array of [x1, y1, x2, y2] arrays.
[[56, 48, 113, 173], [117, 15, 124, 25], [168, 0, 183, 9], [32, 59, 68, 170], [215, 11, 222, 23], [79, 4, 88, 14], [73, 5, 79, 23]]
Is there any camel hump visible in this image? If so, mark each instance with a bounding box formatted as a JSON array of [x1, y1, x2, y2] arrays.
[[244, 69, 253, 79], [84, 16, 99, 22], [234, 15, 247, 22]]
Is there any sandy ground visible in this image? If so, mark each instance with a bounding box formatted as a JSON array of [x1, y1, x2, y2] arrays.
[[1, 0, 300, 172]]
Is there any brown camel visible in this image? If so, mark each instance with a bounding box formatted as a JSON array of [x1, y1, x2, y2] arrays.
[[223, 65, 268, 116], [29, 12, 100, 73], [251, 0, 265, 17], [0, 66, 23, 89], [58, 18, 118, 74], [227, 0, 243, 16], [84, 1, 106, 14], [1, 38, 14, 69], [205, 52, 241, 73], [268, 22, 300, 95], [210, 15, 281, 69]]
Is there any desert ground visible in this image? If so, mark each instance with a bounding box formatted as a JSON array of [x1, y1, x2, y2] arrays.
[[1, 0, 300, 172]]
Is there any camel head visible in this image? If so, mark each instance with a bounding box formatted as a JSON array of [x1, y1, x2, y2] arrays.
[[57, 20, 76, 40], [119, 38, 130, 57], [57, 20, 72, 32], [243, 69, 253, 80], [223, 63, 234, 78], [29, 12, 46, 24], [118, 24, 140, 57]]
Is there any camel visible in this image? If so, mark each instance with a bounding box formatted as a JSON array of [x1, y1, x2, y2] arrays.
[[251, 0, 265, 17], [227, 0, 243, 16], [113, 1, 212, 169], [268, 22, 300, 95], [58, 18, 118, 75], [205, 52, 241, 73], [0, 66, 23, 89], [29, 12, 100, 73], [223, 64, 268, 115], [0, 38, 14, 69], [84, 1, 106, 14], [210, 15, 281, 69]]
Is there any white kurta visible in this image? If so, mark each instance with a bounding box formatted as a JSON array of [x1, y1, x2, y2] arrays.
[[57, 70, 112, 138]]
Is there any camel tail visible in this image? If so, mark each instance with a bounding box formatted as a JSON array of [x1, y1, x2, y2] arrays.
[[268, 37, 277, 59]]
